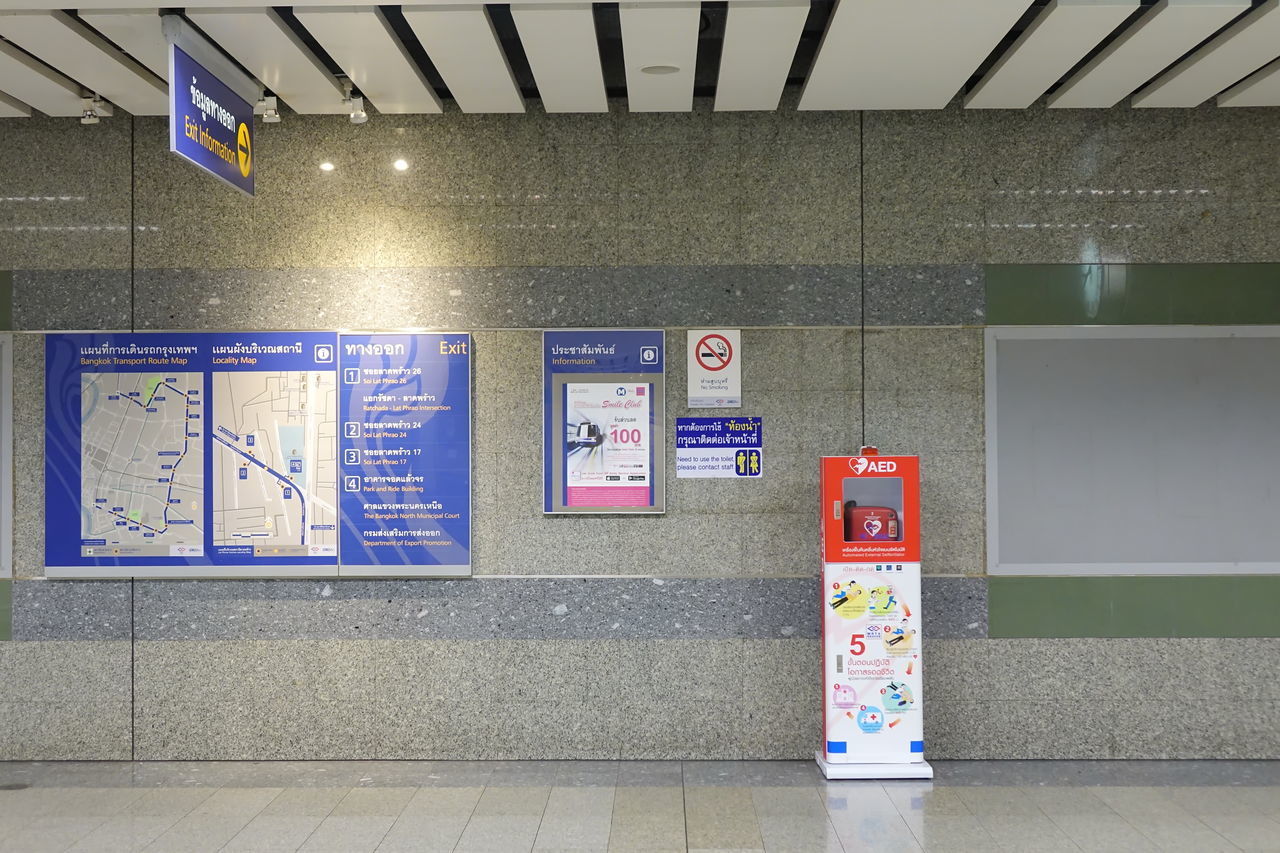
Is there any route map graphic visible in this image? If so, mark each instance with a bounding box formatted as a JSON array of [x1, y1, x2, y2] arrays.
[[80, 372, 205, 557], [212, 370, 338, 556]]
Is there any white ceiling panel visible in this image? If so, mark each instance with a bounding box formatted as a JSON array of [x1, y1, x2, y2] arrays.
[[79, 10, 168, 80], [966, 0, 1139, 109], [510, 4, 606, 113], [1048, 0, 1249, 108], [1218, 56, 1280, 105], [187, 8, 346, 113], [799, 0, 1033, 110], [401, 5, 524, 113], [619, 1, 700, 112], [0, 88, 31, 117], [0, 11, 166, 114], [715, 0, 809, 111], [0, 37, 82, 115], [295, 6, 441, 113], [1132, 0, 1280, 107]]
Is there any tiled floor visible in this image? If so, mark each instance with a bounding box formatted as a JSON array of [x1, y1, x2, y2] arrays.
[[0, 760, 1277, 852]]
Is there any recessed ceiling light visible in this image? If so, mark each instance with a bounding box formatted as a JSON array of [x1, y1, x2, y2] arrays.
[[319, 162, 335, 172], [640, 64, 681, 75], [393, 159, 409, 172]]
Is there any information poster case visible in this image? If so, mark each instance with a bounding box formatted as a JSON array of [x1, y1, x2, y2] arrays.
[[818, 453, 932, 780], [338, 334, 471, 576], [44, 331, 471, 579], [543, 330, 665, 514]]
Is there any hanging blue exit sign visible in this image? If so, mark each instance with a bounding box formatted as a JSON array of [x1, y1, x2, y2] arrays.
[[168, 43, 255, 196]]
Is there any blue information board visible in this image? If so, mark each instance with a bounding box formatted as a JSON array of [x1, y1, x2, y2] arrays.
[[169, 44, 255, 196], [674, 417, 764, 478], [338, 334, 472, 576], [46, 333, 338, 576], [543, 330, 665, 514], [45, 331, 474, 578]]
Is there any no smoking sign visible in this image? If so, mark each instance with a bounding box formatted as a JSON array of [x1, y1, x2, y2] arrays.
[[687, 329, 741, 408], [695, 334, 733, 372]]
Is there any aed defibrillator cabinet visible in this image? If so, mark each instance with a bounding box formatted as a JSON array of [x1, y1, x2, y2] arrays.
[[818, 449, 933, 779]]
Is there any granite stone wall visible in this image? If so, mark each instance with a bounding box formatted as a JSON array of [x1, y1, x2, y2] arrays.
[[2, 99, 1279, 759]]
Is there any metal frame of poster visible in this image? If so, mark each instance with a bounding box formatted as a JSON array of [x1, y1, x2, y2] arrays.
[[817, 452, 933, 780], [542, 329, 665, 514], [43, 330, 471, 579]]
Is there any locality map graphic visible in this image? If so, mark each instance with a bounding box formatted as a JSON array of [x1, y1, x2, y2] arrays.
[[212, 370, 337, 557], [80, 372, 205, 557]]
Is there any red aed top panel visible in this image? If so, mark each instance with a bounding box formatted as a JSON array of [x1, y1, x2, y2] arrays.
[[820, 455, 921, 564]]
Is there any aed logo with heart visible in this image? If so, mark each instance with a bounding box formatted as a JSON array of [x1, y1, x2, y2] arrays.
[[848, 457, 897, 475]]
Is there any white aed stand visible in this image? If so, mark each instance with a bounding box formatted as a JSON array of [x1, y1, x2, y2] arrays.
[[817, 450, 932, 780]]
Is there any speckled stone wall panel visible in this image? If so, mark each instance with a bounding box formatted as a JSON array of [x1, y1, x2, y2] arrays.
[[132, 266, 861, 330], [864, 265, 985, 326], [0, 640, 131, 759], [472, 328, 858, 576], [862, 328, 985, 575], [11, 270, 131, 330], [11, 334, 43, 579], [10, 580, 131, 640], [862, 104, 1280, 264], [923, 638, 1280, 759], [0, 115, 130, 271], [127, 101, 859, 271], [129, 575, 975, 642], [920, 576, 986, 639], [133, 639, 817, 759], [133, 578, 819, 641]]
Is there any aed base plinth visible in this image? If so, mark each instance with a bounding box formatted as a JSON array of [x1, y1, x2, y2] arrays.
[[816, 751, 934, 780]]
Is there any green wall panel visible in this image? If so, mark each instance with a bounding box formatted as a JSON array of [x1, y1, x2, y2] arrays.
[[0, 271, 10, 331], [986, 264, 1280, 326], [0, 580, 10, 641], [989, 576, 1280, 638]]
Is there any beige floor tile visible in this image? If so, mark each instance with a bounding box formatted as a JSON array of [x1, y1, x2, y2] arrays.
[[453, 813, 543, 852], [1047, 813, 1160, 852], [953, 787, 1041, 817], [685, 787, 764, 850], [471, 785, 553, 817], [375, 813, 470, 852], [42, 787, 147, 817], [608, 812, 687, 851], [534, 814, 614, 850], [1087, 786, 1185, 819], [884, 785, 971, 820], [975, 814, 1080, 852], [192, 787, 283, 817], [65, 815, 180, 853], [299, 814, 396, 853], [0, 816, 106, 853], [1196, 812, 1280, 850], [221, 814, 326, 853], [126, 787, 218, 818], [1020, 785, 1115, 817], [612, 786, 685, 816], [756, 813, 845, 853], [400, 786, 484, 817], [1124, 814, 1241, 853], [141, 813, 256, 852], [906, 813, 995, 851], [749, 786, 827, 818], [330, 786, 416, 817], [828, 810, 920, 852], [545, 786, 617, 819], [261, 787, 350, 817]]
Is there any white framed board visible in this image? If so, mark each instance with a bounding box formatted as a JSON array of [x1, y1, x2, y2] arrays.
[[986, 325, 1280, 576]]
